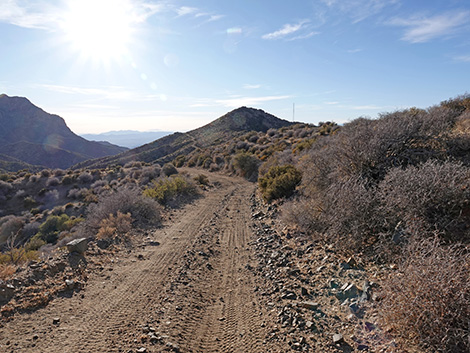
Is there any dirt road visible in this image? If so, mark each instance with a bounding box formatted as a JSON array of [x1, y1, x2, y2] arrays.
[[0, 173, 285, 352]]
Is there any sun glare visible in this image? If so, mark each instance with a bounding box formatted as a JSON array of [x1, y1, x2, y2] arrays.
[[62, 0, 134, 63]]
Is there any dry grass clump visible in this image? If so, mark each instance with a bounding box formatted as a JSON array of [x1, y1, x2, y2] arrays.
[[96, 211, 132, 240], [379, 237, 470, 353]]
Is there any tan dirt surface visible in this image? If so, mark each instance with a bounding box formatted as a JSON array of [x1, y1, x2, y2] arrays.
[[0, 173, 286, 352]]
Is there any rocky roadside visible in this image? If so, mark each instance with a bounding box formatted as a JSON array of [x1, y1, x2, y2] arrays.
[[247, 192, 399, 352]]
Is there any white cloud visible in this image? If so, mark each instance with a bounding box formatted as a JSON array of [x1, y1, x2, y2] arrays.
[[389, 11, 470, 43], [216, 95, 291, 108], [288, 31, 320, 41], [243, 84, 261, 90], [321, 0, 398, 23], [176, 6, 198, 16], [262, 20, 310, 40], [0, 0, 165, 30]]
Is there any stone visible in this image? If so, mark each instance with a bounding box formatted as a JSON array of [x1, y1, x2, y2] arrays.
[[299, 301, 319, 311], [52, 317, 60, 325], [333, 333, 343, 344], [282, 291, 297, 300], [66, 238, 88, 254], [300, 287, 309, 296], [0, 283, 15, 303], [337, 283, 359, 300], [65, 279, 75, 289]]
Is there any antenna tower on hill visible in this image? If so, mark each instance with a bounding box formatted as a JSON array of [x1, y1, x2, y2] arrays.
[[293, 103, 295, 122]]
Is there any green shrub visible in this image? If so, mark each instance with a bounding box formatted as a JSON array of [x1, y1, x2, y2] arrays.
[[233, 152, 260, 181], [35, 214, 83, 244], [143, 175, 198, 206], [259, 165, 302, 203]]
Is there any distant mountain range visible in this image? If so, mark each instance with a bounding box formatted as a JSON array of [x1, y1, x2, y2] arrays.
[[0, 94, 127, 172], [74, 106, 294, 169], [80, 130, 172, 149]]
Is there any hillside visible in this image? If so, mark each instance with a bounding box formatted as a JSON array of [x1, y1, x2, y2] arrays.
[[73, 107, 293, 169], [0, 94, 127, 170]]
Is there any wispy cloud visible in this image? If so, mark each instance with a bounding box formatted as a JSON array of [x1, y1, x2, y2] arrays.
[[176, 6, 223, 23], [388, 11, 470, 43], [0, 0, 165, 30], [243, 84, 261, 90], [321, 0, 399, 23], [262, 20, 312, 40], [347, 48, 362, 53], [454, 55, 470, 62], [216, 95, 291, 108]]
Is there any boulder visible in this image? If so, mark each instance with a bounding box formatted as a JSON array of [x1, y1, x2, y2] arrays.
[[66, 238, 88, 254]]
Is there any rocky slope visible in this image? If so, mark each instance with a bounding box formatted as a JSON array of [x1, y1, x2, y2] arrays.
[[0, 94, 127, 170]]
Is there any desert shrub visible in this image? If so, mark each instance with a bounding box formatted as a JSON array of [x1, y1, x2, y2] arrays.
[[0, 180, 13, 201], [378, 160, 470, 243], [34, 214, 82, 244], [82, 188, 161, 237], [53, 169, 65, 177], [174, 155, 186, 168], [258, 165, 302, 203], [0, 216, 24, 243], [42, 189, 59, 205], [124, 161, 142, 168], [233, 152, 260, 181], [78, 172, 93, 184], [61, 175, 76, 185], [379, 237, 470, 352], [440, 93, 470, 114], [162, 163, 178, 177], [46, 177, 60, 187], [67, 187, 87, 200], [29, 175, 38, 183], [96, 211, 132, 240], [143, 175, 198, 206], [0, 247, 38, 265], [194, 174, 210, 186], [236, 141, 249, 150], [0, 264, 16, 280], [40, 169, 51, 178], [91, 180, 107, 189], [22, 222, 40, 239], [25, 237, 46, 251]]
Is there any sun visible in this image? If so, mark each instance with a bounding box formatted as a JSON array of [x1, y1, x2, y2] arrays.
[[62, 0, 135, 64]]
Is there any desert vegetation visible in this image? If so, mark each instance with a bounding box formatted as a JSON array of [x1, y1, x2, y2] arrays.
[[0, 162, 200, 266], [1, 96, 470, 351], [277, 94, 470, 352]]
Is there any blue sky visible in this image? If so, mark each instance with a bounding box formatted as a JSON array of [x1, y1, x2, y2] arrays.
[[1, 0, 469, 134]]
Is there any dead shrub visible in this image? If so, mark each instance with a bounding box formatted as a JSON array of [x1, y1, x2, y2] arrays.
[[96, 212, 132, 240], [81, 188, 161, 237], [378, 237, 470, 353], [378, 160, 470, 243]]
